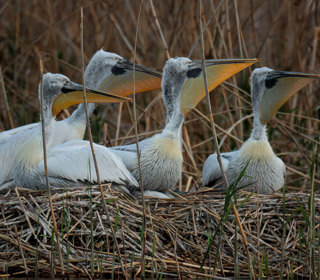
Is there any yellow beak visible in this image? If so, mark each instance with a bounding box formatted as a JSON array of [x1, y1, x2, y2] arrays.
[[98, 61, 162, 102], [180, 58, 258, 115], [259, 71, 320, 124], [52, 81, 131, 116]]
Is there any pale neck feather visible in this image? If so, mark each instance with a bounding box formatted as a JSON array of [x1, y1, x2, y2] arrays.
[[161, 75, 185, 137], [250, 79, 268, 141]]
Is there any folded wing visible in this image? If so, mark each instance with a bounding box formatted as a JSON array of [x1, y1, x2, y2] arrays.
[[39, 140, 138, 187], [202, 151, 238, 187]]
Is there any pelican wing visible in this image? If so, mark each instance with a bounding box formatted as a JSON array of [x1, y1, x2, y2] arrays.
[[0, 123, 38, 145], [0, 180, 15, 193], [41, 140, 138, 187], [202, 151, 237, 187], [112, 137, 151, 152], [0, 120, 87, 186], [111, 138, 152, 172], [0, 126, 40, 185], [108, 149, 137, 172]]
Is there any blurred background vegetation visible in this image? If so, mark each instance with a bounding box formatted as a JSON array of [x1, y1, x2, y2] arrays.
[[0, 0, 319, 191]]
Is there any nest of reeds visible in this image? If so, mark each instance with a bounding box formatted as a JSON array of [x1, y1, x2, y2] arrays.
[[0, 185, 318, 279]]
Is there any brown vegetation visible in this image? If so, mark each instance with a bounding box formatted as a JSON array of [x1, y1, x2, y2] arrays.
[[0, 0, 319, 278], [0, 186, 319, 278]]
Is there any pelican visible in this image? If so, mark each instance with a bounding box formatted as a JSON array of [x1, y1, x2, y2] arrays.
[[0, 50, 161, 188], [202, 67, 319, 194], [111, 57, 257, 195], [0, 123, 38, 146], [13, 73, 138, 189]]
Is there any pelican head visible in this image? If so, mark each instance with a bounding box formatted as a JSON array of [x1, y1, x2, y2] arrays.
[[84, 50, 123, 88], [89, 49, 162, 100], [161, 57, 197, 119], [161, 57, 258, 115], [43, 72, 130, 117], [250, 67, 320, 125], [40, 73, 72, 115], [163, 57, 195, 77], [162, 57, 195, 90], [179, 58, 258, 114]]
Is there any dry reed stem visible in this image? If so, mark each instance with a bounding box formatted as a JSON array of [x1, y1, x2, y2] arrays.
[[39, 59, 64, 275], [149, 0, 170, 59], [13, 225, 28, 274], [79, 7, 126, 277], [0, 187, 319, 278], [115, 102, 123, 146], [0, 66, 14, 129], [198, 0, 253, 277], [131, 1, 147, 278]]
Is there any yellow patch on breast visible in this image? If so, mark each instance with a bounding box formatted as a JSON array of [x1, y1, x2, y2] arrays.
[[239, 140, 275, 160], [72, 122, 86, 139], [151, 136, 183, 160], [15, 138, 43, 170]]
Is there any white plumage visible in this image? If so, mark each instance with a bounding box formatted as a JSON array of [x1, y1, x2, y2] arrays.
[[0, 117, 86, 188], [202, 67, 318, 194], [0, 123, 38, 146], [112, 57, 205, 194], [202, 67, 285, 194], [0, 50, 123, 188], [202, 151, 237, 188], [11, 73, 138, 190], [14, 139, 138, 189]]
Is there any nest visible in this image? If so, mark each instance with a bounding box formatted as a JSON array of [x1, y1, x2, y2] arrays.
[[0, 186, 319, 279]]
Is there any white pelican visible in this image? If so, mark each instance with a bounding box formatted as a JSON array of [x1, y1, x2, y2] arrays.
[[0, 50, 161, 146], [13, 73, 138, 189], [202, 67, 319, 194], [111, 57, 257, 195], [0, 50, 161, 188]]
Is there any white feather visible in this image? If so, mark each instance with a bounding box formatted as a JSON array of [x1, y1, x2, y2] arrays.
[[0, 120, 86, 186], [111, 138, 152, 172], [0, 50, 120, 186], [42, 140, 138, 186], [143, 190, 172, 198], [0, 180, 14, 193], [202, 151, 237, 187], [0, 123, 38, 145], [111, 132, 183, 192], [202, 67, 289, 194]]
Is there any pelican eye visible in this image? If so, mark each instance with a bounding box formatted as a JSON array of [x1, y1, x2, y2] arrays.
[[111, 65, 126, 76], [187, 68, 202, 79]]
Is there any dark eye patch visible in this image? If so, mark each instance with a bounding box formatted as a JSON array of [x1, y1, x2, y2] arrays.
[[265, 77, 278, 89], [111, 65, 126, 76], [187, 68, 202, 78], [61, 87, 74, 94]]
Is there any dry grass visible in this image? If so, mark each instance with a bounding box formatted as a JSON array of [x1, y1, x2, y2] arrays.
[[0, 0, 319, 190], [0, 0, 320, 278], [0, 186, 319, 278]]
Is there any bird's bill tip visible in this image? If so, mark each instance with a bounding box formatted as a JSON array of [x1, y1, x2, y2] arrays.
[[181, 58, 257, 115]]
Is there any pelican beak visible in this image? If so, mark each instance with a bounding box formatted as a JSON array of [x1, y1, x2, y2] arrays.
[[98, 59, 162, 101], [52, 81, 131, 116], [180, 58, 258, 115], [259, 71, 320, 124]]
